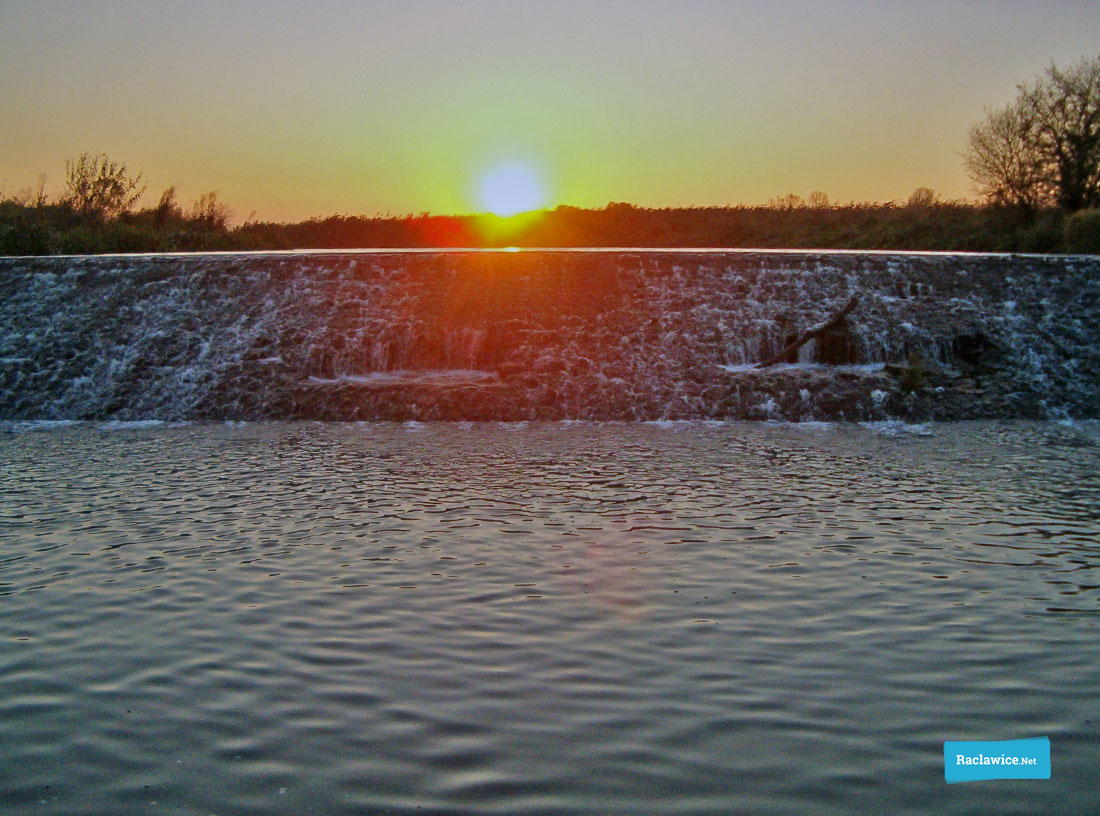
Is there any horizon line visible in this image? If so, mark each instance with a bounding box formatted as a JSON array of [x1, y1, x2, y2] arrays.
[[6, 246, 1088, 262]]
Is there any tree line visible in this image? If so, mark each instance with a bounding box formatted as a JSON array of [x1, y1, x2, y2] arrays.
[[3, 54, 1100, 255]]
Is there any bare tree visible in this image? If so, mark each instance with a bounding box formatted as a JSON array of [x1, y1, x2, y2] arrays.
[[964, 55, 1100, 214], [62, 152, 146, 219], [1022, 56, 1100, 210], [965, 100, 1049, 216]]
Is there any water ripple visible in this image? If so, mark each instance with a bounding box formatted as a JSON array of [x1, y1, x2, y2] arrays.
[[1, 420, 1098, 815]]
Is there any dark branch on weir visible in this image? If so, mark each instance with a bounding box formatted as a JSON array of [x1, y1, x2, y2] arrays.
[[756, 294, 860, 368]]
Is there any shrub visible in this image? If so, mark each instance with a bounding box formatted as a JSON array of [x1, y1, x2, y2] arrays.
[[190, 191, 232, 230], [1017, 214, 1065, 253], [55, 225, 107, 255], [62, 152, 146, 221], [1064, 209, 1100, 253]]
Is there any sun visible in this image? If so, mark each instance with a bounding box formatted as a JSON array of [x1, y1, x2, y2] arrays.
[[478, 163, 543, 216]]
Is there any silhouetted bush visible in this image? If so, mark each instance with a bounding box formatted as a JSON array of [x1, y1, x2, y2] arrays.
[[1064, 209, 1100, 253], [190, 191, 232, 230], [1018, 214, 1066, 253], [62, 152, 146, 221]]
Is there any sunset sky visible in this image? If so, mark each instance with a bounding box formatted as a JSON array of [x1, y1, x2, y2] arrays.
[[2, 1, 1099, 222]]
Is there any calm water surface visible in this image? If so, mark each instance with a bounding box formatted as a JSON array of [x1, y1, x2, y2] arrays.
[[1, 420, 1098, 815]]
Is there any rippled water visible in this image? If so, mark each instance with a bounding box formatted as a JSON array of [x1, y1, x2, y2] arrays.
[[2, 420, 1098, 815]]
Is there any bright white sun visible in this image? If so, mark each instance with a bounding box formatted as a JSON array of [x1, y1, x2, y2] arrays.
[[479, 163, 543, 216]]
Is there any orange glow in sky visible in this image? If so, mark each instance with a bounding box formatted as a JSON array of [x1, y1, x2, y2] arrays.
[[1, 2, 1098, 222]]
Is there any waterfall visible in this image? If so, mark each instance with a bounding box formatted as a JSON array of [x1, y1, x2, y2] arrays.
[[2, 250, 1098, 421]]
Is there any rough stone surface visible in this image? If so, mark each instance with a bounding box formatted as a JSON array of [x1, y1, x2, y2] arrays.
[[1, 250, 1097, 421]]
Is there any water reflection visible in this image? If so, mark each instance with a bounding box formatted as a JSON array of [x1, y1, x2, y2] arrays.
[[1, 420, 1098, 815]]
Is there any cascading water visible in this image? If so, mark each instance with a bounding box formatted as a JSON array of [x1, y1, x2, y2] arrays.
[[1, 250, 1098, 421]]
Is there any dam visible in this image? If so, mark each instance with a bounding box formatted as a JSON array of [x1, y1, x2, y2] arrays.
[[1, 249, 1098, 421]]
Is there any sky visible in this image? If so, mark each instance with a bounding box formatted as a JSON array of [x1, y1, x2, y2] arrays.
[[1, 0, 1099, 222]]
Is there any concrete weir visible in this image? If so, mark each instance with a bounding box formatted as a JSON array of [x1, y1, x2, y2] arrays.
[[1, 249, 1098, 421]]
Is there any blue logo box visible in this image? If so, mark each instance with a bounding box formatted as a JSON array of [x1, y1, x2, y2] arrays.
[[944, 737, 1050, 783]]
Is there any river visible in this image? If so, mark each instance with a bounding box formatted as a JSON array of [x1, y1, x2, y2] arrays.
[[1, 419, 1098, 814]]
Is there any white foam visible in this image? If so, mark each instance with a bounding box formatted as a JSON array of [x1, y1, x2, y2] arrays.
[[97, 420, 190, 430], [3, 420, 82, 432], [860, 420, 933, 437], [719, 362, 887, 373], [307, 369, 499, 387]]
